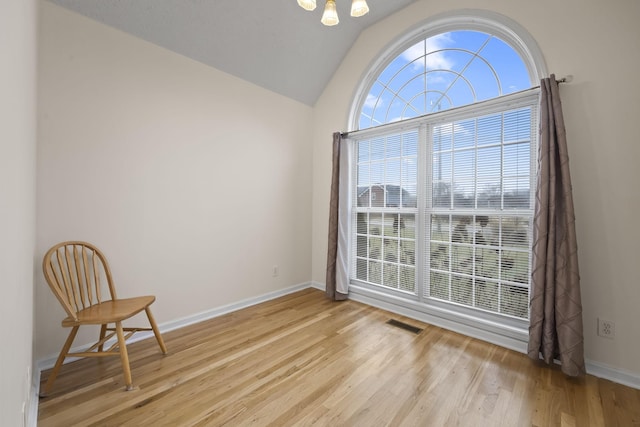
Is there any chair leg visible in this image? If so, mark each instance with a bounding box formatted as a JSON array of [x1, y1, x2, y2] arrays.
[[41, 326, 79, 397], [115, 321, 133, 391], [98, 324, 107, 352], [145, 306, 167, 354]]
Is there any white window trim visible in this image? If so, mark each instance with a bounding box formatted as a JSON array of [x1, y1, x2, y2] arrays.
[[348, 89, 539, 345], [345, 11, 547, 350]]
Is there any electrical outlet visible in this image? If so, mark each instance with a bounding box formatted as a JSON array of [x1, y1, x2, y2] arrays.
[[597, 318, 615, 339], [272, 265, 279, 277]]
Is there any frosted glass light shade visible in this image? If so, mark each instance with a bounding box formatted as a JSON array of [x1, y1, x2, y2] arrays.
[[321, 0, 339, 26], [297, 0, 316, 11], [350, 0, 369, 17]]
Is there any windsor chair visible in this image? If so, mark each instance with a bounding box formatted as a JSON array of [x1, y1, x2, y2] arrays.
[[41, 241, 167, 395]]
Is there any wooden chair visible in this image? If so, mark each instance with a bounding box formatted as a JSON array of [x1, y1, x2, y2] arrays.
[[41, 241, 167, 395]]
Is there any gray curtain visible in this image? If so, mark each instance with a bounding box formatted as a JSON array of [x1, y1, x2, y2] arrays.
[[326, 132, 348, 301], [528, 75, 585, 376]]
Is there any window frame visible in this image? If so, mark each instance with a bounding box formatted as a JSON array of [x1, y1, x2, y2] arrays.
[[349, 88, 539, 333], [348, 10, 547, 132], [345, 11, 547, 346]]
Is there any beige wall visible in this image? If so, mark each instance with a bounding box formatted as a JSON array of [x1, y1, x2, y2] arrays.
[[35, 0, 640, 382], [36, 2, 313, 360], [0, 0, 37, 424], [312, 0, 640, 375]]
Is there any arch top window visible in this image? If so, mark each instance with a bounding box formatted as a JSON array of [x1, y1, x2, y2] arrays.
[[347, 14, 546, 326], [358, 30, 533, 130]]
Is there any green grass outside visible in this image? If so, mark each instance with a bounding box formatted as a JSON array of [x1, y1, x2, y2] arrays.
[[356, 213, 531, 319]]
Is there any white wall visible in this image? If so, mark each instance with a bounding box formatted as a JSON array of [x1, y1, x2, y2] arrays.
[[0, 0, 37, 424], [37, 2, 313, 360], [35, 0, 640, 385], [312, 0, 640, 377]]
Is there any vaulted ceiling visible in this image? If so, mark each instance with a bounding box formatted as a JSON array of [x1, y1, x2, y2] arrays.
[[49, 0, 417, 106]]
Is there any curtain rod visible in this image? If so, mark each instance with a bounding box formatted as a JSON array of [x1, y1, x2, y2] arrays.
[[340, 75, 572, 138], [556, 75, 573, 84], [534, 75, 572, 89]]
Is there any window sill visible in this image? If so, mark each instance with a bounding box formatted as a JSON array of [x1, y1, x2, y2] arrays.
[[348, 283, 529, 354]]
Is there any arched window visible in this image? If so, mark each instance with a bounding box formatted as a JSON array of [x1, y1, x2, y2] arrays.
[[347, 12, 546, 334], [358, 30, 532, 129]]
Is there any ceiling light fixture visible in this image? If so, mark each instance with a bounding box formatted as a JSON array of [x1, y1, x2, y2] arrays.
[[299, 0, 369, 26], [297, 0, 316, 11], [321, 0, 339, 26], [350, 0, 369, 17]]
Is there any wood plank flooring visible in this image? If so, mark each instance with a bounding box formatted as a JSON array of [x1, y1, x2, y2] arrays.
[[38, 288, 640, 426]]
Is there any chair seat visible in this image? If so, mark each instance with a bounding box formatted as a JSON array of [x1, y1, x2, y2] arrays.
[[62, 296, 156, 326]]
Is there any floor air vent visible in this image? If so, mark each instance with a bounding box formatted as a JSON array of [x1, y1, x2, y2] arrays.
[[386, 319, 423, 334]]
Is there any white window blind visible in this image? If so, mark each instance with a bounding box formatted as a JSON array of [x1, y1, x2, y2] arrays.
[[354, 131, 418, 293], [426, 105, 537, 319], [351, 91, 538, 322]]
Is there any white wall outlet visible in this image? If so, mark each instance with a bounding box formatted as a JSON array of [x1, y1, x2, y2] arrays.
[[272, 265, 279, 277], [597, 318, 615, 339]]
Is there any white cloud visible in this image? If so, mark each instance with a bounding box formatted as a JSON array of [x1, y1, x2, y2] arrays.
[[401, 33, 455, 70], [363, 93, 381, 110]]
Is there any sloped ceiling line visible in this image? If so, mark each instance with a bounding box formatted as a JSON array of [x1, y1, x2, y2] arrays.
[[50, 0, 417, 106]]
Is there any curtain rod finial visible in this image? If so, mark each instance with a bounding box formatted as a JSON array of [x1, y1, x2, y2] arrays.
[[558, 75, 573, 84]]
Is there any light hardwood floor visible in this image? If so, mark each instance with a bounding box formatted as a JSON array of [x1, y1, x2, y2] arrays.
[[38, 288, 640, 426]]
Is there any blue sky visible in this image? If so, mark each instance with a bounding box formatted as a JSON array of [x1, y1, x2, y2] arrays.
[[359, 30, 531, 129]]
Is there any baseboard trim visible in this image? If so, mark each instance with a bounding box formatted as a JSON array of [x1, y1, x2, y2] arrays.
[[585, 359, 640, 390], [31, 281, 315, 425], [309, 281, 325, 291], [347, 285, 528, 354], [149, 281, 315, 337], [31, 279, 639, 422], [37, 281, 314, 372], [27, 371, 39, 427], [344, 284, 639, 390]]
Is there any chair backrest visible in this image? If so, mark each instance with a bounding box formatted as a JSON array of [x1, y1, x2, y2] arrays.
[[43, 241, 117, 321]]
